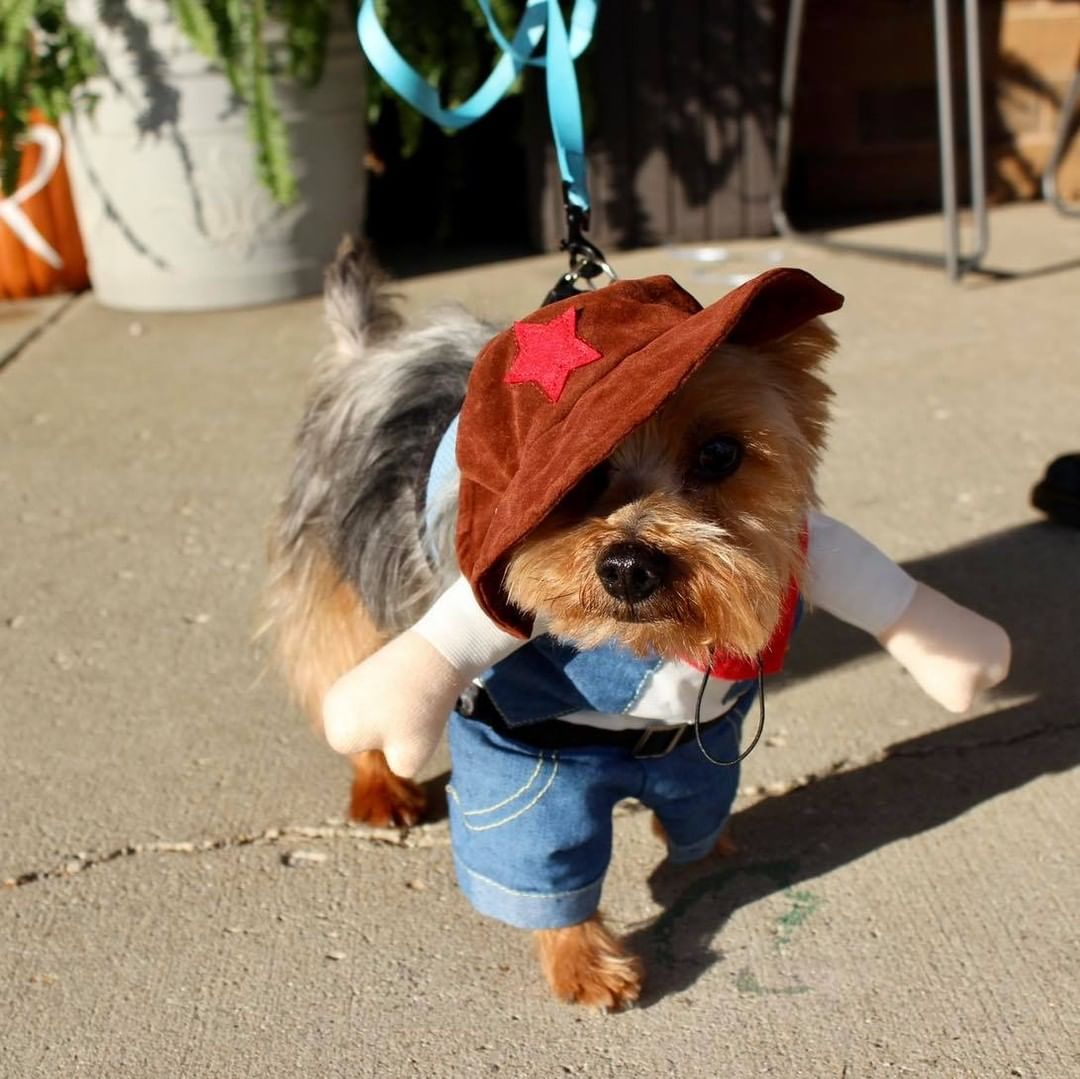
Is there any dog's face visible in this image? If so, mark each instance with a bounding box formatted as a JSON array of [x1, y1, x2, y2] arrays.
[[503, 320, 836, 664]]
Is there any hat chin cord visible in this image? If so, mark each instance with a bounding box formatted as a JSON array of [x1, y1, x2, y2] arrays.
[[692, 651, 767, 767]]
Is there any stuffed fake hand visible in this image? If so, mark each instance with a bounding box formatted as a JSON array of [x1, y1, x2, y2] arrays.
[[806, 513, 1010, 713], [877, 582, 1011, 713], [321, 577, 523, 778], [323, 631, 464, 777]]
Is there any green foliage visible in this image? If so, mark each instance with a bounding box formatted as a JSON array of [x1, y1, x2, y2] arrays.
[[0, 0, 537, 205], [0, 0, 342, 204], [367, 0, 523, 159], [275, 0, 333, 86], [0, 0, 98, 195], [168, 0, 339, 204]]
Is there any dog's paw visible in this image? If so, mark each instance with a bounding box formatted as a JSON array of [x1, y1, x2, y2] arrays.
[[535, 915, 643, 1011], [650, 814, 668, 846], [554, 950, 643, 1012], [348, 750, 428, 827], [712, 824, 739, 858]]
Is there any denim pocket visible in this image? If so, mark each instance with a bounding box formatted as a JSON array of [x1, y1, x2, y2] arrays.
[[447, 718, 560, 832]]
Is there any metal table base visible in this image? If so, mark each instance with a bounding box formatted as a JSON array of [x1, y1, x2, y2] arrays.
[[771, 0, 990, 281], [1042, 63, 1080, 217]]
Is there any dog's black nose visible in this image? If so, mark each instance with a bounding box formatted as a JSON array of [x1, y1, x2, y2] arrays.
[[595, 541, 669, 603]]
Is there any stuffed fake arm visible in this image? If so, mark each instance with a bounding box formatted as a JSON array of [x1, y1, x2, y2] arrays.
[[321, 577, 524, 777], [805, 512, 1011, 712], [323, 513, 1011, 778]]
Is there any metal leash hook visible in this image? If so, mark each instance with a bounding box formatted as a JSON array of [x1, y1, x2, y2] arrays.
[[543, 186, 618, 305]]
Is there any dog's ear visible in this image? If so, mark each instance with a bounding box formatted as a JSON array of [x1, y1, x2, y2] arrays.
[[765, 317, 838, 372], [758, 317, 835, 454]]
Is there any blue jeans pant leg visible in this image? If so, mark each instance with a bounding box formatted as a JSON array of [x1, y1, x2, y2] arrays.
[[640, 688, 757, 864], [446, 714, 633, 930]]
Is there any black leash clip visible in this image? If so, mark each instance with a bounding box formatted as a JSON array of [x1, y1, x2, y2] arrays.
[[543, 189, 617, 306]]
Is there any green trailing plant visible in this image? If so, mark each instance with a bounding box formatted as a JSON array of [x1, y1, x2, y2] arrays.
[[0, 0, 98, 195], [0, 0, 526, 204], [366, 0, 524, 160], [171, 0, 341, 204], [0, 0, 344, 204]]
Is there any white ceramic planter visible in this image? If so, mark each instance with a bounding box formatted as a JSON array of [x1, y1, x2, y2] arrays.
[[64, 0, 366, 311]]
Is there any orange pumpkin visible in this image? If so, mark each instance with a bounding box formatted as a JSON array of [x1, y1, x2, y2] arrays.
[[0, 115, 89, 300]]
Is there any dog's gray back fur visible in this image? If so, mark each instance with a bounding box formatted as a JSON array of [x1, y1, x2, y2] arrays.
[[273, 239, 496, 634]]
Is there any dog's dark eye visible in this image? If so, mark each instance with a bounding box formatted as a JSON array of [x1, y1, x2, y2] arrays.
[[692, 436, 743, 481], [561, 461, 611, 510]]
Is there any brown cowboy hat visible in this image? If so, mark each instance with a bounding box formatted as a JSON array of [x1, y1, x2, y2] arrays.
[[455, 268, 844, 636]]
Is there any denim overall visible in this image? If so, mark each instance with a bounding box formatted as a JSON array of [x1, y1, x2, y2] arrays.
[[426, 418, 764, 929]]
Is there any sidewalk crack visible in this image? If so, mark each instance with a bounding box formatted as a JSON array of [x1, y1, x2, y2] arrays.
[[740, 718, 1079, 802], [3, 819, 450, 890], [0, 294, 82, 374], [8, 723, 1072, 889]]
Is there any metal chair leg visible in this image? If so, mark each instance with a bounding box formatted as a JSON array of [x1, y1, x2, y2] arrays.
[[934, 0, 991, 277], [772, 0, 990, 281], [770, 0, 805, 242], [961, 0, 990, 266], [932, 0, 962, 278], [1041, 66, 1080, 217]]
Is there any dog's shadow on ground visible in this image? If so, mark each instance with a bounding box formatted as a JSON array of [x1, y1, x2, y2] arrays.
[[627, 520, 1080, 1005]]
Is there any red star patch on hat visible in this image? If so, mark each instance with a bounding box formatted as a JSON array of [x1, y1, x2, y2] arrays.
[[504, 307, 603, 403]]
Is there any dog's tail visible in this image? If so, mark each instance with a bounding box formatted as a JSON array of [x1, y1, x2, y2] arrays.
[[264, 238, 494, 724], [322, 235, 403, 362]]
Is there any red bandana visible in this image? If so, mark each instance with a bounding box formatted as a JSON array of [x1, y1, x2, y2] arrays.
[[691, 529, 809, 681], [707, 574, 801, 680]]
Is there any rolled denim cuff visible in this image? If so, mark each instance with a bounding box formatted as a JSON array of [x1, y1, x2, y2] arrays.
[[665, 818, 731, 865], [452, 854, 605, 930]]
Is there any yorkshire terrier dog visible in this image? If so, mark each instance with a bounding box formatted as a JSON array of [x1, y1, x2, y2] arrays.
[[267, 240, 1008, 1009]]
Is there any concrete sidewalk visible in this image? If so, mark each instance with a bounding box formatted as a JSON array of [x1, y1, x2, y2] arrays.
[[2, 204, 1078, 1077]]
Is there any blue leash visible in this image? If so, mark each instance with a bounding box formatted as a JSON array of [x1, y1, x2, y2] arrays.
[[357, 0, 614, 303]]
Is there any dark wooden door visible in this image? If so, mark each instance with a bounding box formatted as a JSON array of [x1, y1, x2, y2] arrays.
[[527, 0, 779, 250]]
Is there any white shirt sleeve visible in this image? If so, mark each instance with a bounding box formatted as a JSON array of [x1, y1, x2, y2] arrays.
[[805, 510, 918, 637], [412, 575, 526, 679]]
